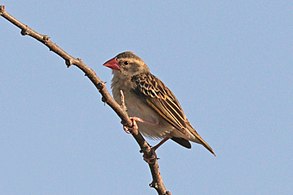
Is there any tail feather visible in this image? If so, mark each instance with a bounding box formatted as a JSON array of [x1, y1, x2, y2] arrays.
[[194, 133, 216, 156], [187, 124, 216, 156]]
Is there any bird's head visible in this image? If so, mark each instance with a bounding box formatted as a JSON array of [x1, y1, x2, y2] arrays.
[[103, 51, 150, 78]]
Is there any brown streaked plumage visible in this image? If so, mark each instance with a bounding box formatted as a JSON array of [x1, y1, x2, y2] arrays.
[[103, 51, 215, 156]]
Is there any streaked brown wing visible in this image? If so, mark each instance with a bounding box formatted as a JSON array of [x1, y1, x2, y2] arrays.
[[131, 73, 187, 132]]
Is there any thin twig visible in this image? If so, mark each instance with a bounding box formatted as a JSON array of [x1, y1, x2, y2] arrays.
[[120, 90, 127, 113], [0, 5, 170, 195]]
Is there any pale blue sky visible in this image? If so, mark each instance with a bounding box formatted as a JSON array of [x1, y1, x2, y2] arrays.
[[0, 1, 292, 195]]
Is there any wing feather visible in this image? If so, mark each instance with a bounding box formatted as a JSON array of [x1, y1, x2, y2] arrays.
[[132, 73, 187, 133]]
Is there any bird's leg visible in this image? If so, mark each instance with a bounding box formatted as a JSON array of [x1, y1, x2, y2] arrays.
[[123, 116, 144, 134], [152, 136, 171, 151], [142, 137, 170, 164]]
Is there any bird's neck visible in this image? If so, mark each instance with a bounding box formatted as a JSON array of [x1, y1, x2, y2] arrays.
[[111, 72, 133, 104]]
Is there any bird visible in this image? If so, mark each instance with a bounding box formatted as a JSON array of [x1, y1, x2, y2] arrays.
[[103, 51, 215, 156]]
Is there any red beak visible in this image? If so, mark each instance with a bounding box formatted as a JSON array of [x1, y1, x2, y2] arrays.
[[103, 57, 120, 70]]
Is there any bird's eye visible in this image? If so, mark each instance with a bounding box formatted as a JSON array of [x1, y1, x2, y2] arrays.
[[124, 61, 129, 65]]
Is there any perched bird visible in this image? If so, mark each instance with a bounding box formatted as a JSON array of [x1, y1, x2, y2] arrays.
[[103, 51, 215, 156]]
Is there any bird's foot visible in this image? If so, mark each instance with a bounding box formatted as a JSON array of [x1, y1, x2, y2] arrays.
[[140, 147, 158, 164], [123, 116, 144, 134], [143, 153, 158, 164], [139, 137, 170, 164]]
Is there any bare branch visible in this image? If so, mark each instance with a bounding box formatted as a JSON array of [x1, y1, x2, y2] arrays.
[[1, 5, 170, 195]]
